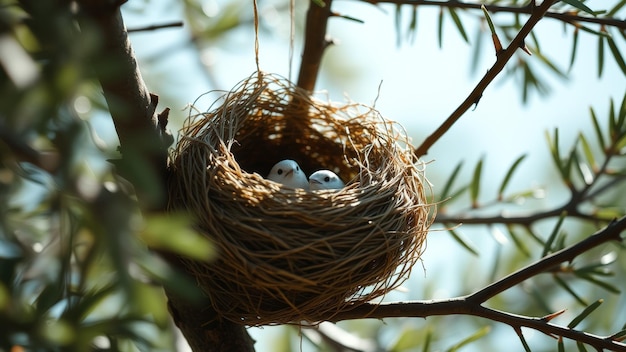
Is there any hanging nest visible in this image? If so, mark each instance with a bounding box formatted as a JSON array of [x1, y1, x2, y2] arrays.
[[168, 72, 433, 326]]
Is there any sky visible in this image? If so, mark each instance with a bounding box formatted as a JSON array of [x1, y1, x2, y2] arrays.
[[116, 1, 625, 350]]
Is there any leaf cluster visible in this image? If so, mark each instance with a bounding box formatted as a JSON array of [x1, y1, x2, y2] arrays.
[[0, 1, 215, 351], [388, 0, 626, 102]]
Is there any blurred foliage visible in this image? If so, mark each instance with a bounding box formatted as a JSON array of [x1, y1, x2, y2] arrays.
[[0, 1, 210, 351], [0, 0, 625, 352], [393, 0, 626, 102]]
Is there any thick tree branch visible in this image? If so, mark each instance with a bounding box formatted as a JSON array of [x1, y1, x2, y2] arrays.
[[414, 0, 556, 157], [76, 3, 254, 351], [331, 216, 626, 350], [297, 0, 334, 92], [361, 0, 626, 30]]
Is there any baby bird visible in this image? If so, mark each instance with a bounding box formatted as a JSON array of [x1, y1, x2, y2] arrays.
[[266, 159, 309, 190], [309, 170, 345, 191]]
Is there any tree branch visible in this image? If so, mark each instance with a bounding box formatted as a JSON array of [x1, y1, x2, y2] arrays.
[[331, 216, 626, 350], [297, 0, 334, 92], [360, 0, 626, 30], [414, 0, 556, 157], [76, 3, 255, 351]]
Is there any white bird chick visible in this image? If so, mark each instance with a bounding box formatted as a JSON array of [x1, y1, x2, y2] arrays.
[[309, 170, 345, 191], [266, 159, 309, 189]]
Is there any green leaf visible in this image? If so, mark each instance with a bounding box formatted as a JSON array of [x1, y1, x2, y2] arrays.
[[568, 28, 579, 71], [589, 106, 606, 151], [438, 8, 444, 48], [568, 299, 604, 329], [139, 213, 215, 262], [560, 0, 596, 16], [448, 8, 469, 43], [507, 225, 531, 257], [481, 5, 496, 35], [447, 226, 479, 256], [395, 5, 402, 47], [609, 98, 617, 140], [440, 161, 464, 202], [389, 327, 425, 351], [546, 129, 565, 179], [422, 330, 432, 352], [574, 272, 621, 294], [608, 0, 626, 16], [558, 337, 565, 352], [542, 211, 567, 257], [553, 274, 588, 306], [498, 154, 527, 199], [407, 5, 418, 44], [447, 326, 491, 352], [578, 133, 597, 172], [606, 34, 626, 76], [576, 341, 589, 352], [598, 34, 605, 77], [470, 157, 484, 208]]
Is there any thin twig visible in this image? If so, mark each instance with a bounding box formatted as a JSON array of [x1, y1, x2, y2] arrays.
[[127, 21, 184, 33], [331, 217, 626, 350], [414, 0, 556, 157], [360, 0, 626, 30]]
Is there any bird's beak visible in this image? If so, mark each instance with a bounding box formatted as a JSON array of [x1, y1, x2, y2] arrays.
[[285, 169, 294, 177], [310, 179, 321, 185]]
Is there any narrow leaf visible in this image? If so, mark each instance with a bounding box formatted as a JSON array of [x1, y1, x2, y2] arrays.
[[447, 326, 490, 352], [422, 330, 432, 352], [560, 0, 596, 16], [448, 226, 479, 256], [568, 27, 579, 71], [598, 33, 605, 77], [440, 161, 464, 201], [507, 225, 531, 257], [553, 274, 588, 306], [498, 154, 527, 199], [542, 211, 567, 257], [578, 133, 597, 172], [438, 8, 444, 48], [546, 129, 565, 179], [448, 8, 469, 43], [470, 158, 484, 208], [576, 341, 589, 352], [407, 5, 418, 44], [606, 34, 626, 76], [608, 0, 626, 16], [574, 273, 621, 294], [568, 299, 604, 328], [481, 5, 502, 54], [589, 106, 606, 151], [395, 5, 402, 47]]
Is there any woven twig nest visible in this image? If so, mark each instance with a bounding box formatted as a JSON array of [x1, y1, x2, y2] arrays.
[[168, 72, 433, 326]]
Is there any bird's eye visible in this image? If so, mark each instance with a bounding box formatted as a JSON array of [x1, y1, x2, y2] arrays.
[[324, 176, 330, 182], [277, 169, 283, 175], [296, 166, 300, 171]]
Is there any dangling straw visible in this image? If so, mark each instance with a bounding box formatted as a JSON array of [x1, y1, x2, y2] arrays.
[[252, 0, 261, 76], [288, 0, 295, 81]]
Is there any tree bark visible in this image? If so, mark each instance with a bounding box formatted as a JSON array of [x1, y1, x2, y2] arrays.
[[76, 2, 256, 351]]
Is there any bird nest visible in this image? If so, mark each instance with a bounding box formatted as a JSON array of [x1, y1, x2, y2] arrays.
[[168, 72, 433, 326]]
